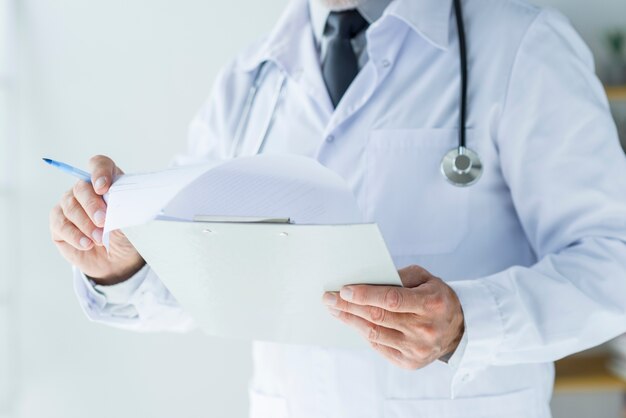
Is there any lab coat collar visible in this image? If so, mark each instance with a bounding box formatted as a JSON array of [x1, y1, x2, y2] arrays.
[[384, 0, 452, 50], [237, 0, 309, 76], [236, 0, 333, 109], [238, 0, 452, 74]]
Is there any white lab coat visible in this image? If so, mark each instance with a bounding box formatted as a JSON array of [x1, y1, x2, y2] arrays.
[[74, 0, 626, 416]]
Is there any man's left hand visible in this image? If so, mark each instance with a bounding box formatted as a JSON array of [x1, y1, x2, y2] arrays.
[[323, 265, 465, 369]]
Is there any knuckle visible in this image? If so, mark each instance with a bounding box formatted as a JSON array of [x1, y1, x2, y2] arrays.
[[424, 292, 445, 313], [369, 306, 385, 323], [384, 288, 403, 310], [404, 339, 428, 359], [64, 196, 82, 217], [336, 310, 348, 321], [59, 214, 73, 229], [58, 217, 78, 243], [419, 323, 437, 341], [367, 324, 380, 342], [83, 198, 102, 216], [89, 154, 111, 166], [398, 338, 414, 355], [71, 228, 85, 245], [407, 264, 424, 274], [72, 180, 88, 196], [60, 190, 73, 209], [414, 345, 432, 359], [334, 298, 347, 311]]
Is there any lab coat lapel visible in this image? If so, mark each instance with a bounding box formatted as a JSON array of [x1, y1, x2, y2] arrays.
[[323, 0, 452, 131], [325, 16, 410, 134], [239, 0, 334, 118]]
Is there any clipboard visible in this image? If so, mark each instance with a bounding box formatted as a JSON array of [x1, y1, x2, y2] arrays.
[[123, 219, 401, 348]]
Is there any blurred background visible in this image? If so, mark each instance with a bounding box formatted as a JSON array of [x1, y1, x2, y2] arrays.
[[0, 0, 625, 417]]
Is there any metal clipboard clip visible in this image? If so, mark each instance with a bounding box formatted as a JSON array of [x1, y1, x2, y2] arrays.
[[193, 215, 291, 224]]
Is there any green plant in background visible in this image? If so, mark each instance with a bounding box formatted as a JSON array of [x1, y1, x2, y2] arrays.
[[606, 30, 625, 58], [604, 29, 626, 85]]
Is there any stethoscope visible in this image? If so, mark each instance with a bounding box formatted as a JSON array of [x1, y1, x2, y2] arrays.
[[233, 0, 483, 187]]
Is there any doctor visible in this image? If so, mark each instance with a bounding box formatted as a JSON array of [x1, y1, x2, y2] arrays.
[[49, 0, 626, 416]]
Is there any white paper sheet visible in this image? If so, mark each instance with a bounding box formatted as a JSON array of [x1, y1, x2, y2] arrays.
[[102, 162, 219, 246], [103, 155, 363, 246], [162, 154, 362, 225]]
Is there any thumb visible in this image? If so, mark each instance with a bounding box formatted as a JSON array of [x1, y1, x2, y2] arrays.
[[398, 265, 433, 289], [89, 155, 123, 196]]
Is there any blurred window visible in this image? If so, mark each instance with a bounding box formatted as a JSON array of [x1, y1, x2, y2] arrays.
[[0, 0, 16, 412], [0, 0, 12, 188]]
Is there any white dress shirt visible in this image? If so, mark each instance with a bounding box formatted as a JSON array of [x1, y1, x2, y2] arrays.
[[73, 0, 626, 416], [309, 0, 391, 69]]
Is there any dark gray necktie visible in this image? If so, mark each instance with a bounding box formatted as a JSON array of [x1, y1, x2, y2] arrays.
[[322, 10, 369, 108]]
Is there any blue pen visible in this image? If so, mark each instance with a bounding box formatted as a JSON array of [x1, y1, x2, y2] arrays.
[[43, 158, 91, 183], [43, 158, 110, 205]]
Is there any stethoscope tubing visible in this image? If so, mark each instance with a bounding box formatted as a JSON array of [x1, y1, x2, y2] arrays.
[[454, 0, 469, 151]]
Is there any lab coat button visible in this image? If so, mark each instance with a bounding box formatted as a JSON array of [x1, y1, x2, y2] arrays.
[[461, 373, 471, 382], [382, 59, 391, 68], [325, 135, 335, 143]]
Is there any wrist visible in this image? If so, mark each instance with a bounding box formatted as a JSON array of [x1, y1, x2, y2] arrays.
[[445, 320, 465, 357], [88, 259, 146, 286], [442, 287, 465, 358]]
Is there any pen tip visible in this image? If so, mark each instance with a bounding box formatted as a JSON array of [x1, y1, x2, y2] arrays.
[[42, 158, 52, 164]]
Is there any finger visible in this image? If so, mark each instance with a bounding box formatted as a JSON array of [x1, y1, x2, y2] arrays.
[[398, 265, 432, 289], [53, 240, 86, 267], [323, 292, 407, 330], [369, 342, 423, 370], [88, 155, 121, 195], [51, 207, 94, 251], [369, 342, 408, 368], [328, 308, 406, 352], [60, 190, 103, 245], [73, 180, 107, 228], [339, 285, 423, 314]]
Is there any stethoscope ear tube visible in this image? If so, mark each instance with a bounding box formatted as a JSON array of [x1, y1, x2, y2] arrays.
[[232, 61, 272, 157]]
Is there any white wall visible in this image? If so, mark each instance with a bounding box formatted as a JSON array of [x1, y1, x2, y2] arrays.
[[10, 0, 626, 417], [15, 1, 285, 417]]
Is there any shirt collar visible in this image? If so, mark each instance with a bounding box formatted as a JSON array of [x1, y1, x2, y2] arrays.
[[238, 0, 453, 73], [308, 0, 392, 45]]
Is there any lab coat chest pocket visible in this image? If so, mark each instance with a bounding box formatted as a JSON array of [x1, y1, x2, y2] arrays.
[[365, 129, 470, 256]]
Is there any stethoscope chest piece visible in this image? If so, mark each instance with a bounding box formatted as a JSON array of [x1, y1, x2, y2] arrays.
[[441, 146, 483, 187]]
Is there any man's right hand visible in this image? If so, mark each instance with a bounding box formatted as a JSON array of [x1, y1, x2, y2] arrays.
[[49, 155, 145, 286]]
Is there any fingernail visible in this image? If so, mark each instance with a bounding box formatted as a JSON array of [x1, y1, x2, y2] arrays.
[[327, 308, 341, 317], [91, 229, 103, 244], [323, 292, 338, 306], [94, 177, 107, 190], [94, 210, 106, 226], [79, 237, 92, 249], [340, 287, 353, 301]]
